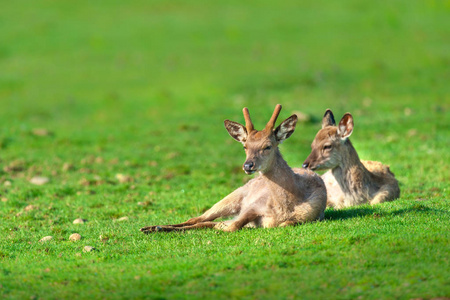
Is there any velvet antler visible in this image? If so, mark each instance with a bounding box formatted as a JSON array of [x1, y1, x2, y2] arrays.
[[242, 107, 254, 133], [265, 104, 282, 131]]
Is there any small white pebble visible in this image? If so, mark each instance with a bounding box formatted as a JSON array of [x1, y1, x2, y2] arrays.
[[30, 176, 49, 185], [292, 111, 311, 123], [117, 216, 129, 222], [62, 163, 74, 172], [115, 173, 132, 183], [39, 236, 53, 242], [83, 246, 95, 252], [73, 218, 86, 224], [24, 205, 36, 211], [69, 233, 81, 241], [32, 128, 51, 136], [404, 107, 412, 116], [3, 180, 12, 187]]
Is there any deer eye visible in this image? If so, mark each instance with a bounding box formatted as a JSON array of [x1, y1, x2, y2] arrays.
[[264, 146, 272, 151], [323, 145, 332, 150], [243, 146, 247, 150]]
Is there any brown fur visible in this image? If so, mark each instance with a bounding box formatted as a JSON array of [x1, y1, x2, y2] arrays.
[[303, 110, 400, 209], [140, 105, 327, 233]]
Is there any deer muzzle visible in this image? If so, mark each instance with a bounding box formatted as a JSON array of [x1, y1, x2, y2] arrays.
[[243, 161, 256, 174], [303, 153, 319, 171]]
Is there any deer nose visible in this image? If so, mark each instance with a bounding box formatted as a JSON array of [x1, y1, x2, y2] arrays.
[[243, 162, 255, 172], [302, 162, 309, 169]]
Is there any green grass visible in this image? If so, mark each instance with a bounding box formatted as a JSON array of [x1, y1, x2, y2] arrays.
[[0, 0, 449, 299]]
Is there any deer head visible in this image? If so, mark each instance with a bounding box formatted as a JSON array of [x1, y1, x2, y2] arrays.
[[302, 109, 354, 171], [224, 104, 298, 174]]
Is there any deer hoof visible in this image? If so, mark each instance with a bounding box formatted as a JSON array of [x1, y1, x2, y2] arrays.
[[223, 225, 238, 232], [140, 226, 158, 233], [140, 227, 150, 234], [155, 226, 163, 232], [215, 222, 238, 232], [214, 222, 228, 230]]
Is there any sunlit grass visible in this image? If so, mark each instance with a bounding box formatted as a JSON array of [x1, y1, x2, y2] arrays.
[[0, 0, 449, 299]]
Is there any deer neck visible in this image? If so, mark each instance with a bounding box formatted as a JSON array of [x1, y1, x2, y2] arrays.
[[260, 149, 296, 188], [331, 140, 370, 197]]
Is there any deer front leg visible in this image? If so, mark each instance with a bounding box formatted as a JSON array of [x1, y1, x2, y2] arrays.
[[145, 222, 219, 233], [370, 189, 390, 205], [278, 220, 298, 227], [215, 210, 259, 232], [140, 186, 246, 233]]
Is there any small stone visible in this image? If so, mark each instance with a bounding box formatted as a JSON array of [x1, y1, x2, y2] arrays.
[[99, 235, 109, 242], [404, 107, 412, 116], [32, 128, 52, 136], [78, 178, 91, 186], [363, 97, 372, 107], [293, 111, 311, 123], [165, 152, 179, 160], [73, 218, 87, 224], [116, 216, 129, 222], [24, 205, 36, 211], [3, 180, 12, 187], [207, 240, 212, 245], [69, 233, 81, 241], [3, 160, 25, 173], [116, 173, 132, 183], [62, 163, 74, 172], [407, 129, 418, 137], [83, 246, 95, 252], [39, 236, 53, 242], [29, 176, 49, 185], [109, 158, 119, 165]]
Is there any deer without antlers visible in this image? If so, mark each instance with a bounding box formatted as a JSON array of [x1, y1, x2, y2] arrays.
[[140, 104, 327, 233], [302, 109, 400, 208]]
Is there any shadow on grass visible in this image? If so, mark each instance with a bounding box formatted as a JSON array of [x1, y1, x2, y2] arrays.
[[324, 207, 375, 221], [388, 204, 445, 216], [324, 202, 442, 221]]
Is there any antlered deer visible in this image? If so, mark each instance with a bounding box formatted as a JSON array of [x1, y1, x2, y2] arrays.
[[140, 104, 327, 233], [302, 109, 400, 208]]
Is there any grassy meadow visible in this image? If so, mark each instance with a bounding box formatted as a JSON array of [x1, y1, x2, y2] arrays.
[[0, 0, 449, 299]]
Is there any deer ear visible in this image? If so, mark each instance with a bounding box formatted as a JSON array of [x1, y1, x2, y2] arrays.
[[322, 109, 336, 129], [275, 114, 298, 143], [224, 120, 248, 143], [337, 113, 354, 139]]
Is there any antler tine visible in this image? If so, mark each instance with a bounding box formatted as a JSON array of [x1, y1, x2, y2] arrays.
[[242, 107, 254, 133], [266, 104, 282, 130]]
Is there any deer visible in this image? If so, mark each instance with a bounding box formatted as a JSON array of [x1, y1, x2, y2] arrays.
[[302, 109, 400, 209], [140, 104, 327, 233]]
